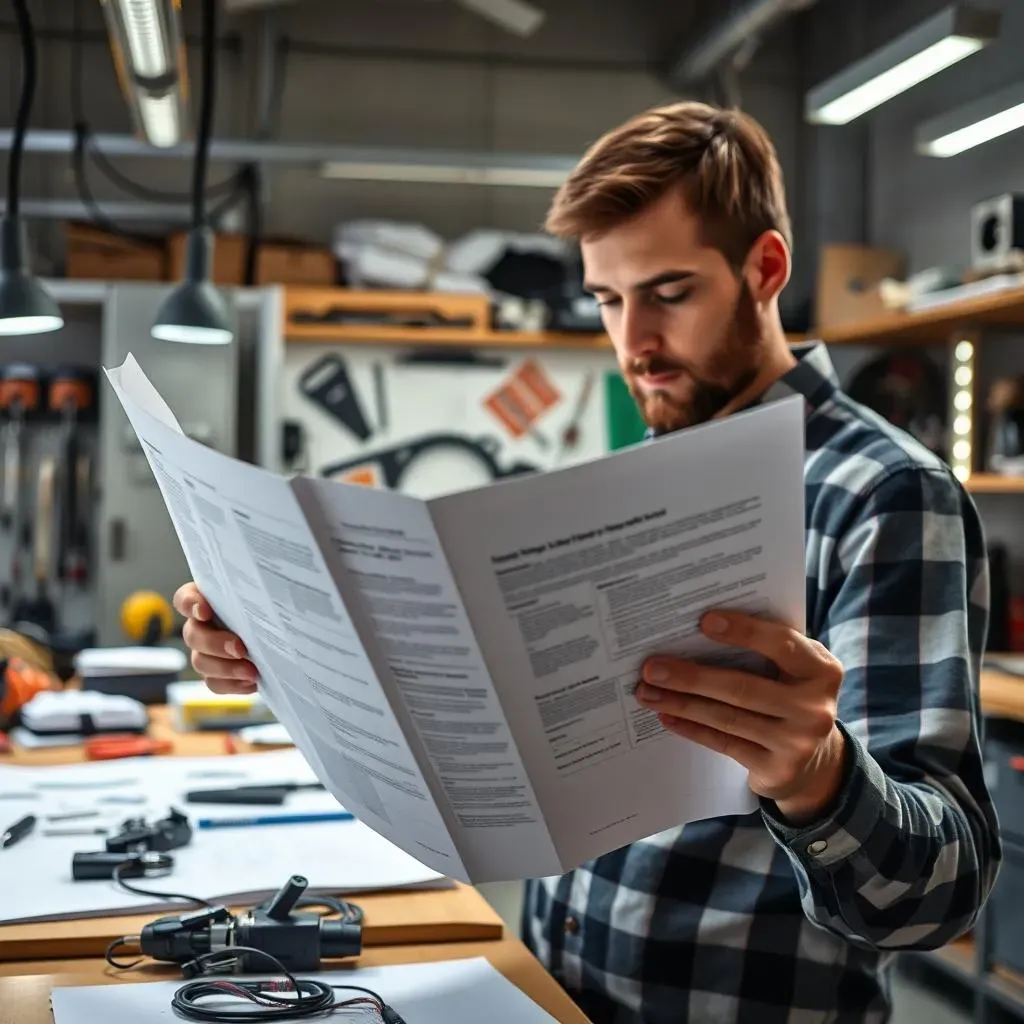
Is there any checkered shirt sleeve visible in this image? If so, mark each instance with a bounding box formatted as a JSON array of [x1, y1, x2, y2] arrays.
[[760, 463, 1001, 950]]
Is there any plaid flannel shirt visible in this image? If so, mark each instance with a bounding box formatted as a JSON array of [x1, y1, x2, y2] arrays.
[[521, 342, 1001, 1023]]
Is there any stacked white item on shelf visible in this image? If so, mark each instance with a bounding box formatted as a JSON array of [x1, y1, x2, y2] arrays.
[[333, 220, 569, 297]]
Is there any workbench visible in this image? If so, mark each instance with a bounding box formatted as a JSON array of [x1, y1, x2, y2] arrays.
[[0, 935, 591, 1024], [0, 701, 587, 1022], [6, 671, 1023, 1024]]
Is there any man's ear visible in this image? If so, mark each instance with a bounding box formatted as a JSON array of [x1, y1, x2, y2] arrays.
[[744, 230, 790, 304]]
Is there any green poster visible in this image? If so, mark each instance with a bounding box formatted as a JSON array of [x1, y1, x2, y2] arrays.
[[604, 372, 648, 451]]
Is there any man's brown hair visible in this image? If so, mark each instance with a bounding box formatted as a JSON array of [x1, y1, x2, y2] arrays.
[[546, 101, 791, 271]]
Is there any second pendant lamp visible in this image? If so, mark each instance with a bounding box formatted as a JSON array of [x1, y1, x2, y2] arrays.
[[151, 0, 232, 346]]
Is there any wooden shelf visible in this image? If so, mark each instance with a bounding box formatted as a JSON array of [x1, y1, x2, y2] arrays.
[[286, 320, 612, 349], [989, 963, 1024, 1015], [964, 473, 1024, 494], [921, 936, 977, 983], [283, 285, 611, 349], [910, 934, 1024, 1017], [980, 664, 1024, 723], [816, 282, 1024, 345], [280, 286, 812, 350], [283, 280, 1024, 350]]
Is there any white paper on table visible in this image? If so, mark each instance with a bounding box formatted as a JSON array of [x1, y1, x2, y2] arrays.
[[0, 751, 447, 925], [50, 957, 558, 1024]]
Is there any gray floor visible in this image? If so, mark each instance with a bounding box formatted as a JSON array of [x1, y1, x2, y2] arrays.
[[475, 882, 971, 1024]]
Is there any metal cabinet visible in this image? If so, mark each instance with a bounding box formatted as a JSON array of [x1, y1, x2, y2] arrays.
[[95, 283, 240, 647]]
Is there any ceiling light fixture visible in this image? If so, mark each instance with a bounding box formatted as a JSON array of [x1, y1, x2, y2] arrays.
[[0, 0, 62, 337], [805, 4, 1000, 125], [100, 0, 189, 149], [916, 79, 1024, 156], [319, 161, 570, 188], [151, 0, 232, 346]]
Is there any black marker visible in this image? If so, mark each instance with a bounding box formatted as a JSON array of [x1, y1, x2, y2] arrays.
[[1, 813, 36, 848]]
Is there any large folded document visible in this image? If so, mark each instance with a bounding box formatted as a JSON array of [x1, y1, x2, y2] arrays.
[[106, 355, 806, 884]]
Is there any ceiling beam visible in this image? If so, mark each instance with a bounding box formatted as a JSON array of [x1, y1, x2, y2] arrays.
[[0, 128, 581, 177], [667, 0, 817, 86]]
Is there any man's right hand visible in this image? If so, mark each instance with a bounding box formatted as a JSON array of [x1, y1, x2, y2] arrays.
[[173, 582, 259, 694]]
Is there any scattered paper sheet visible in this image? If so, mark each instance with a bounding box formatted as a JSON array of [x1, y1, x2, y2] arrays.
[[50, 956, 559, 1024], [0, 750, 446, 925]]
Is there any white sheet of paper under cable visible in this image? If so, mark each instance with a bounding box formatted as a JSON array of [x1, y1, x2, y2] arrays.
[[50, 957, 559, 1024], [0, 751, 445, 925], [105, 354, 806, 884]]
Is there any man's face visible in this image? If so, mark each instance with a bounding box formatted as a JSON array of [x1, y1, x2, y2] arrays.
[[582, 189, 766, 434]]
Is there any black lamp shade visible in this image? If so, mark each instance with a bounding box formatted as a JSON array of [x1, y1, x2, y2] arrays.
[[151, 226, 233, 345], [0, 216, 63, 336]]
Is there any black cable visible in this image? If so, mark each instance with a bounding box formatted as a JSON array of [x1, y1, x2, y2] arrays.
[[113, 861, 219, 909], [171, 947, 401, 1023], [88, 139, 243, 203], [8, 0, 37, 218], [105, 936, 145, 970], [242, 163, 262, 286], [193, 0, 218, 231], [71, 123, 155, 242]]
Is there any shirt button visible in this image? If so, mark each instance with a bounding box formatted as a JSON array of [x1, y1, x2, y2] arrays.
[[807, 839, 828, 856], [564, 916, 580, 935]]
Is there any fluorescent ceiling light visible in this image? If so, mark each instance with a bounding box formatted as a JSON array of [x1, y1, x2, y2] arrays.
[[121, 0, 172, 77], [136, 92, 181, 149], [806, 4, 1000, 125], [321, 162, 570, 188], [916, 80, 1024, 156], [101, 0, 189, 148]]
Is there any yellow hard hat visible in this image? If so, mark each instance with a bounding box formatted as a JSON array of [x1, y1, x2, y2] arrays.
[[121, 590, 175, 645]]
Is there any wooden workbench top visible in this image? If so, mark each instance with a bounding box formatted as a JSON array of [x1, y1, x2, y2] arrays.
[[0, 934, 591, 1024], [0, 703, 503, 957]]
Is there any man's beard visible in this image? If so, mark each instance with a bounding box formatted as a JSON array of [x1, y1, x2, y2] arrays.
[[625, 281, 762, 434]]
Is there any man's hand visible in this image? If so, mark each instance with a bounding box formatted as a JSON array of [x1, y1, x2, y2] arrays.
[[173, 582, 260, 695], [636, 610, 846, 825]]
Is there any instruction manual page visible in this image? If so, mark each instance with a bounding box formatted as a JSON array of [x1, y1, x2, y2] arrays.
[[107, 354, 806, 884]]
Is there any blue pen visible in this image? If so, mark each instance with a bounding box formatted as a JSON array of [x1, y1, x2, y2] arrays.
[[196, 811, 355, 830]]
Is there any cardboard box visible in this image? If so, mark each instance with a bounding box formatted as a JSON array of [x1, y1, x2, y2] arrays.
[[168, 231, 248, 286], [256, 240, 337, 286], [63, 222, 167, 281], [815, 244, 906, 329]]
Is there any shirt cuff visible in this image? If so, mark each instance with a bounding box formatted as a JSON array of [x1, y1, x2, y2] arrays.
[[759, 720, 889, 870]]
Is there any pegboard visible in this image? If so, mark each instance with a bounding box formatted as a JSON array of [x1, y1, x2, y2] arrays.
[[280, 343, 637, 500]]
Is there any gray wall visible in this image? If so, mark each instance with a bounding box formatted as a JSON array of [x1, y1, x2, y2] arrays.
[[0, 0, 804, 285]]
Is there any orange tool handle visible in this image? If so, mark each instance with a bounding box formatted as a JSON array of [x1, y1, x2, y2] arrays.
[[84, 736, 173, 761], [1009, 756, 1024, 772]]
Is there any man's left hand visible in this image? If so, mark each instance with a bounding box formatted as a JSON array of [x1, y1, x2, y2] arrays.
[[636, 610, 847, 825]]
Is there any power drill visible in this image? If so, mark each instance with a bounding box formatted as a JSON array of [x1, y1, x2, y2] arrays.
[[139, 874, 363, 974]]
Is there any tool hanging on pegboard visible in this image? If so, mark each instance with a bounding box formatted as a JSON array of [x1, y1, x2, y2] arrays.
[[12, 454, 58, 637], [48, 368, 95, 591], [0, 365, 41, 613]]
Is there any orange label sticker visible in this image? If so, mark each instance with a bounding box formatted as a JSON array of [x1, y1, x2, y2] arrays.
[[335, 465, 381, 488], [483, 359, 562, 438]]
